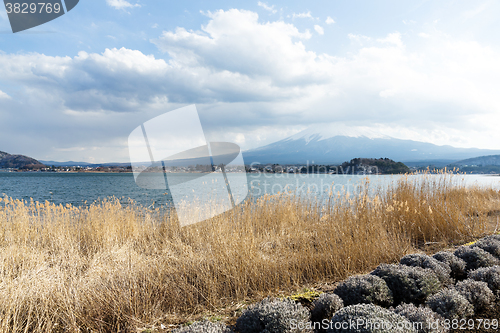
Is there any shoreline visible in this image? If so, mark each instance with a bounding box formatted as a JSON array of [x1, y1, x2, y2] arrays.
[[0, 173, 499, 331]]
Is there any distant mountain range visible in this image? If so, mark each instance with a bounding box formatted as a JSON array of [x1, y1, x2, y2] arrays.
[[0, 151, 45, 169], [447, 155, 500, 173], [451, 155, 500, 167], [39, 160, 131, 167], [243, 124, 500, 166], [4, 125, 500, 170]]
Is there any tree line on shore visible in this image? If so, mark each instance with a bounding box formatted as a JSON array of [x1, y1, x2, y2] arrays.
[[246, 157, 411, 175]]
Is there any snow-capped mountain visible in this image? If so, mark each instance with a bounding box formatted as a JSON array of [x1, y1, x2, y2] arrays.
[[243, 124, 500, 165], [286, 123, 390, 143]]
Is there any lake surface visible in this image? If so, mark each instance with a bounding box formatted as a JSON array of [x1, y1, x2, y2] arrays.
[[1, 171, 499, 208]]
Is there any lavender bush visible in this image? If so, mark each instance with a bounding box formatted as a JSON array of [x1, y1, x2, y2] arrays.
[[426, 289, 474, 320], [400, 253, 453, 285], [454, 246, 500, 271], [327, 304, 417, 333], [454, 279, 495, 312], [393, 303, 447, 333], [370, 264, 441, 305], [432, 251, 467, 281], [235, 297, 311, 333], [333, 274, 394, 307], [468, 265, 500, 296], [173, 320, 233, 333]]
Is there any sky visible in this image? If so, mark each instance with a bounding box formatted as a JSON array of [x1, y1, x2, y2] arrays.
[[1, 0, 500, 163]]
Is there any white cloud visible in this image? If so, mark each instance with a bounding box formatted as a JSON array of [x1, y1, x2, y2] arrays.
[[418, 32, 430, 38], [4, 8, 500, 161], [325, 16, 335, 24], [377, 32, 403, 47], [292, 11, 313, 19], [0, 48, 170, 113], [153, 9, 316, 84], [314, 25, 324, 35], [257, 1, 277, 14], [106, 0, 140, 10], [379, 89, 397, 98], [0, 90, 10, 99], [348, 33, 371, 43], [462, 2, 490, 20]]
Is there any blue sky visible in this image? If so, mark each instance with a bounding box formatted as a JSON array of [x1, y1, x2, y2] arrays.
[[1, 0, 500, 162]]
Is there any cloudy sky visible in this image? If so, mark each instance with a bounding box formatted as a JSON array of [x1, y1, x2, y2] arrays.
[[1, 0, 500, 162]]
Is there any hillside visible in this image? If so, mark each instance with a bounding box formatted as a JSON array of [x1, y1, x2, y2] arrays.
[[341, 157, 410, 174], [243, 123, 500, 165], [449, 155, 500, 174], [0, 151, 46, 169], [248, 157, 410, 175], [451, 155, 500, 167]]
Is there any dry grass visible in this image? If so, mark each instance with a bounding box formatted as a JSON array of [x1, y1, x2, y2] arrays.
[[0, 172, 499, 332]]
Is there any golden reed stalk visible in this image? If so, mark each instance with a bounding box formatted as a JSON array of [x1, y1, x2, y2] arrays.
[[0, 172, 498, 332]]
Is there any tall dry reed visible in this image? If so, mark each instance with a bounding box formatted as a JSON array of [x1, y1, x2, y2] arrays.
[[0, 173, 498, 332]]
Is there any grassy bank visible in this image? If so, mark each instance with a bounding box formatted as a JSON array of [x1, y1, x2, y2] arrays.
[[0, 173, 499, 332]]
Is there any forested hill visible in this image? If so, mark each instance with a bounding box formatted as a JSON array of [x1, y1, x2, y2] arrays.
[[0, 151, 46, 169], [341, 158, 411, 174]]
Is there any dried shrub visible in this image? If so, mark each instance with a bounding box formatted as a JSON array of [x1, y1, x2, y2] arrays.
[[468, 265, 500, 296], [432, 251, 467, 281], [471, 236, 500, 258], [370, 264, 442, 305], [400, 253, 453, 285], [310, 293, 344, 325], [393, 303, 447, 333], [333, 274, 393, 307], [454, 246, 500, 271], [454, 279, 495, 312], [327, 304, 417, 333], [487, 234, 500, 241], [0, 173, 499, 331], [235, 297, 311, 333], [486, 234, 500, 242], [173, 320, 233, 333], [426, 289, 474, 320]]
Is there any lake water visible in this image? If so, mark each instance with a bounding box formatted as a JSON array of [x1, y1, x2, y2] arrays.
[[1, 171, 499, 208]]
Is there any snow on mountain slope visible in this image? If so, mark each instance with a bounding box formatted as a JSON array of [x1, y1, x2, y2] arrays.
[[243, 124, 500, 165], [286, 123, 390, 144]]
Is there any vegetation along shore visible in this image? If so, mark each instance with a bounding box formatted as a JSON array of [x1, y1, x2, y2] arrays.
[[0, 171, 499, 332]]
